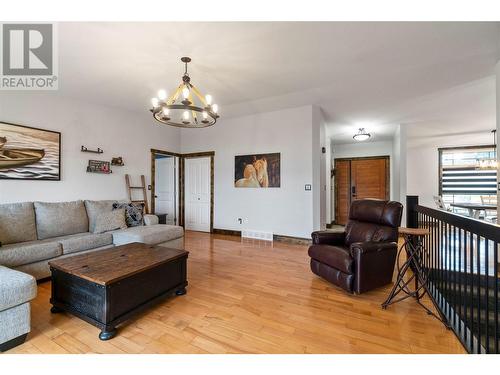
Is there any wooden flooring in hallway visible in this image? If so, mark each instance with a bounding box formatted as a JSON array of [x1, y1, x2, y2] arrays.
[[7, 231, 465, 354]]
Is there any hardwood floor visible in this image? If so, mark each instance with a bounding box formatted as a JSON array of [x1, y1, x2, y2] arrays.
[[7, 231, 465, 354]]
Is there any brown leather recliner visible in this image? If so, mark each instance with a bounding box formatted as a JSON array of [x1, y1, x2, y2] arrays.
[[309, 199, 403, 294]]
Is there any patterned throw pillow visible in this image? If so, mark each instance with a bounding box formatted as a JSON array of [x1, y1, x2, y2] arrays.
[[92, 209, 127, 234], [112, 202, 145, 227]]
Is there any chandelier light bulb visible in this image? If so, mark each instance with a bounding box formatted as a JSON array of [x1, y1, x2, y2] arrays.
[[212, 104, 218, 114], [151, 98, 159, 108], [163, 107, 170, 116], [183, 111, 190, 120], [202, 111, 208, 119], [205, 94, 212, 105], [182, 87, 190, 99], [158, 89, 167, 101]]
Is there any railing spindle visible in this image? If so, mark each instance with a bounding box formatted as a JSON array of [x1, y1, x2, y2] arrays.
[[476, 234, 481, 353], [485, 238, 489, 353], [470, 231, 475, 352], [494, 241, 498, 354], [458, 228, 462, 335]]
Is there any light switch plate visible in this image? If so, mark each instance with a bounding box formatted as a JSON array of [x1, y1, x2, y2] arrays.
[[305, 184, 312, 191]]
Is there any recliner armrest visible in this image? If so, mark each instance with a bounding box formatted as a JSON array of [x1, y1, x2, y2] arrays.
[[311, 231, 345, 246], [349, 241, 397, 257]]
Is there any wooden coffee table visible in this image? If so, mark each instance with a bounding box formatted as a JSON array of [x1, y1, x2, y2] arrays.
[[49, 242, 188, 340]]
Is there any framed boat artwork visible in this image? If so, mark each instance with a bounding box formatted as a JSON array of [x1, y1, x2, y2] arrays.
[[0, 121, 61, 180]]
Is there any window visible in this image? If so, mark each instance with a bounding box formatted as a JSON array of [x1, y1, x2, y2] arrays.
[[439, 146, 497, 206]]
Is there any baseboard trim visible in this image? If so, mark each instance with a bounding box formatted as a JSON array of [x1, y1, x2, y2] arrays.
[[213, 228, 312, 245], [273, 234, 312, 245]]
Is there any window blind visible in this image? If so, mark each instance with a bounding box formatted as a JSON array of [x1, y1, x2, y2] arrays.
[[442, 166, 497, 195]]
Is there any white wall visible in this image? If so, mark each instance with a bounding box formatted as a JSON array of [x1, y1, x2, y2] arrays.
[[312, 106, 327, 231], [330, 140, 394, 220], [324, 135, 332, 224], [392, 125, 407, 224], [406, 128, 492, 208], [180, 105, 319, 238], [0, 92, 180, 205], [0, 94, 325, 238]]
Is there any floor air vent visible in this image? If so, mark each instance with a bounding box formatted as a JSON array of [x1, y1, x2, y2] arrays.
[[241, 230, 273, 241]]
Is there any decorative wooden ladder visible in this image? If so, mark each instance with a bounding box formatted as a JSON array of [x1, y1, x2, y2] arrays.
[[125, 174, 149, 214]]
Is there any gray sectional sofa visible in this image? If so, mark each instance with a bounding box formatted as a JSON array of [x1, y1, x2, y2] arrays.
[[0, 200, 184, 280], [0, 199, 184, 351]]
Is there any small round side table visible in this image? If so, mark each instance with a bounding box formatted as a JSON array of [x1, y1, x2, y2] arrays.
[[381, 227, 449, 327]]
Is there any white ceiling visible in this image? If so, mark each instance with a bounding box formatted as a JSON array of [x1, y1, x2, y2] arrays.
[[56, 22, 500, 140]]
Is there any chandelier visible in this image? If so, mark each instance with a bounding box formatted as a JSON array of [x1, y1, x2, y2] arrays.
[[150, 57, 219, 128]]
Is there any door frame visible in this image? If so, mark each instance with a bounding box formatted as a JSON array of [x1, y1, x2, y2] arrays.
[[181, 151, 215, 233], [151, 149, 215, 232], [333, 155, 390, 224], [150, 149, 181, 222]]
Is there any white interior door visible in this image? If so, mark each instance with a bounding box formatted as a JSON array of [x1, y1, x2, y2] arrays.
[[155, 156, 177, 225], [184, 156, 211, 232]]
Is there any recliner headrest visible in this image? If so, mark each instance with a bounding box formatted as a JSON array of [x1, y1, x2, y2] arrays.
[[349, 199, 403, 228]]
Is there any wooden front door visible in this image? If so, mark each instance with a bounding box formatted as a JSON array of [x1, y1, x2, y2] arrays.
[[335, 156, 389, 225], [335, 160, 351, 226]]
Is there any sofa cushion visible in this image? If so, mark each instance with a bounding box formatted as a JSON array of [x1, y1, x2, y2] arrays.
[[92, 209, 127, 234], [308, 244, 354, 274], [0, 240, 62, 268], [0, 266, 37, 311], [84, 200, 116, 233], [34, 200, 89, 240], [14, 244, 115, 281], [112, 225, 184, 246], [52, 232, 114, 255], [0, 202, 37, 245]]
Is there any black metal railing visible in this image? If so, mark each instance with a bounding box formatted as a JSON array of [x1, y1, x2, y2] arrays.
[[407, 196, 500, 354]]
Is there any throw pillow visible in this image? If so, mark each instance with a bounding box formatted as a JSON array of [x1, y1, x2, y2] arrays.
[[112, 202, 145, 227], [84, 200, 116, 233], [92, 209, 127, 234]]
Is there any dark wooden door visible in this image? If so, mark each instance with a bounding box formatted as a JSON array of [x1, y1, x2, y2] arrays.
[[351, 158, 388, 201], [335, 157, 389, 225], [334, 160, 351, 226]]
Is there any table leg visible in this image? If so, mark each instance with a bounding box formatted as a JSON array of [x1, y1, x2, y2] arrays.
[[50, 306, 63, 314], [99, 327, 117, 341], [176, 287, 187, 295]]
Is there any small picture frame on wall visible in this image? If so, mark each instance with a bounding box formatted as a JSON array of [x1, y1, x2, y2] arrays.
[[87, 160, 112, 174]]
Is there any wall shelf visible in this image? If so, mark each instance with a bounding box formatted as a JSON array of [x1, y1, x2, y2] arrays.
[[81, 146, 103, 154]]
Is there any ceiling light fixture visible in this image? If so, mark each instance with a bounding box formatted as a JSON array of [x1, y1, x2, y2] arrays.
[[353, 128, 371, 141], [149, 57, 219, 128]]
